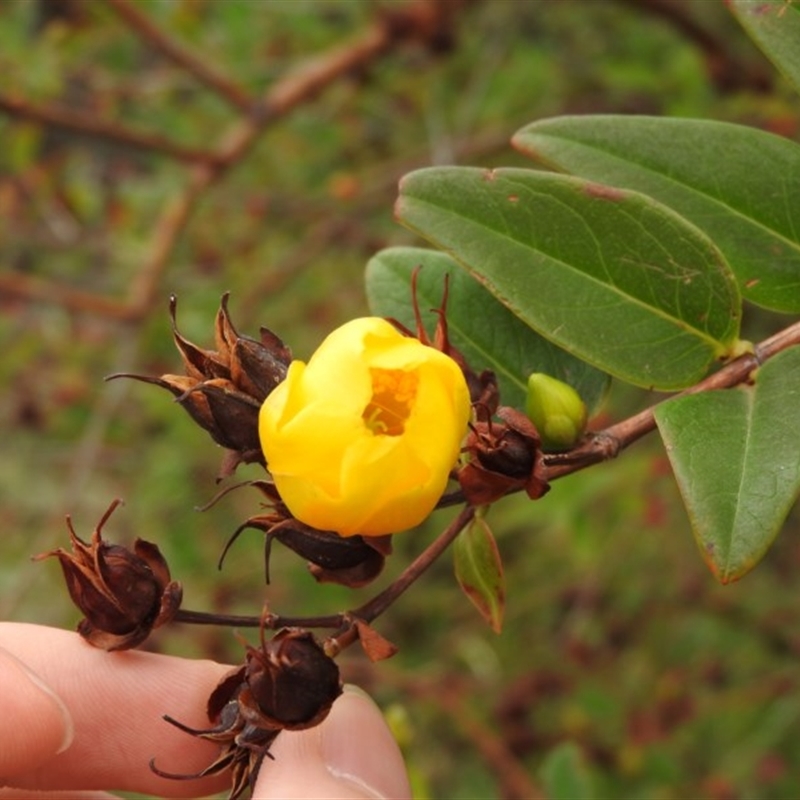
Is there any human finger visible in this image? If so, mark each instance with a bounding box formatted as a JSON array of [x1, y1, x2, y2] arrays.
[[253, 685, 411, 799], [0, 790, 118, 799], [0, 622, 231, 798], [0, 646, 73, 779]]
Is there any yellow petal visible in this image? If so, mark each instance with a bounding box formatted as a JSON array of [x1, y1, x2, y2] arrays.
[[258, 317, 471, 537]]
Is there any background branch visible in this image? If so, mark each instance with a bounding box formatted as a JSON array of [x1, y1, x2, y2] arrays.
[[2, 0, 470, 323], [0, 93, 224, 165], [104, 0, 256, 113]]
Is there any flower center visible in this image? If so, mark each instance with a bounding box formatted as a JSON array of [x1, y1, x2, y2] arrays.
[[362, 368, 419, 436]]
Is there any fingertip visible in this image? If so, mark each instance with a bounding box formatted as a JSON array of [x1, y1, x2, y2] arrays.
[[0, 647, 74, 780], [0, 624, 231, 797], [252, 685, 411, 800], [321, 686, 412, 799]]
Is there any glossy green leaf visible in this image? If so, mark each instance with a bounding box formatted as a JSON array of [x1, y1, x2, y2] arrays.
[[654, 346, 800, 583], [397, 166, 741, 390], [513, 115, 800, 312], [540, 742, 595, 800], [730, 0, 800, 96], [365, 246, 610, 411], [453, 515, 505, 633]]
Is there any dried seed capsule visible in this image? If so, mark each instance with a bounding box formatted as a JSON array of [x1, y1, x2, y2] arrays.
[[153, 627, 342, 800], [109, 294, 292, 477], [242, 628, 342, 729], [35, 499, 182, 651], [458, 406, 549, 505], [216, 480, 389, 588]]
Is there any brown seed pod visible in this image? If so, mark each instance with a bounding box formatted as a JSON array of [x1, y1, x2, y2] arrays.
[[152, 627, 342, 800], [217, 480, 389, 588], [35, 499, 182, 651], [458, 406, 550, 505], [108, 294, 292, 476]]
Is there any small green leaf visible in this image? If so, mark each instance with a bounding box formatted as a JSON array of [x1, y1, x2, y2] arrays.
[[654, 346, 800, 583], [540, 742, 595, 800], [365, 246, 609, 411], [453, 515, 505, 633], [397, 166, 741, 390], [513, 115, 800, 312], [730, 0, 800, 96]]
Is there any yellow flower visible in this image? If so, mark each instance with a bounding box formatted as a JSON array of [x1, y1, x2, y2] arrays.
[[259, 317, 471, 536]]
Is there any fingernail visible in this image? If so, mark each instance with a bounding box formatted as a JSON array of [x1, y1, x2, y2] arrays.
[[320, 685, 412, 800], [0, 648, 74, 754]]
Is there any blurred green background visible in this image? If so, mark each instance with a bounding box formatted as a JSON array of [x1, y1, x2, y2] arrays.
[[3, 1, 800, 798]]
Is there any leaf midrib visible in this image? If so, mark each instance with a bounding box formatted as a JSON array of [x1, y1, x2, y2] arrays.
[[402, 187, 731, 351]]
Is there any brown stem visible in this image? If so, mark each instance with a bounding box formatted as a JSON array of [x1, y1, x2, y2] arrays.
[[353, 504, 476, 624], [429, 319, 800, 504], [171, 505, 476, 636], [755, 318, 800, 361], [543, 319, 800, 480], [173, 607, 344, 630], [105, 0, 256, 113], [323, 505, 476, 654], [0, 94, 224, 165], [169, 321, 800, 637]]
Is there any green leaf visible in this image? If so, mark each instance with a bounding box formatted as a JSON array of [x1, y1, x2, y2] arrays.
[[513, 115, 800, 313], [397, 166, 741, 390], [365, 246, 610, 412], [539, 742, 595, 800], [654, 346, 800, 583], [453, 515, 505, 633], [730, 0, 800, 96]]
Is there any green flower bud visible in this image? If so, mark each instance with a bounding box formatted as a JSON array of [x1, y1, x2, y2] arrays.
[[525, 373, 587, 451]]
